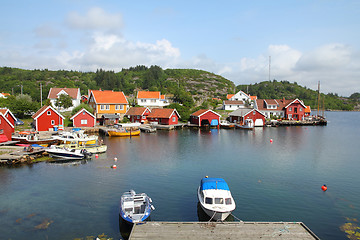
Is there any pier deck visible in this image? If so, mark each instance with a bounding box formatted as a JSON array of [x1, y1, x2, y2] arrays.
[[129, 221, 319, 240]]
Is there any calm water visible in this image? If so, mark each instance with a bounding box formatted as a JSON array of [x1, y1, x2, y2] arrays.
[[1, 111, 359, 239]]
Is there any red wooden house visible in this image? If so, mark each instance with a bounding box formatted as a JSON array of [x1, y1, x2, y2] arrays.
[[70, 108, 96, 127], [0, 108, 16, 127], [284, 99, 307, 121], [229, 108, 266, 126], [190, 109, 221, 127], [147, 108, 180, 125], [32, 105, 65, 131], [126, 107, 151, 123], [0, 109, 15, 141]]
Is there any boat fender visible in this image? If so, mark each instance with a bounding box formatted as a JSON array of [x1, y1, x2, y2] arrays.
[[321, 184, 327, 191], [151, 205, 155, 210], [114, 157, 118, 162]]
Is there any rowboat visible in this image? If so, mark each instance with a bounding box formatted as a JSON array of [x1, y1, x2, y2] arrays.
[[108, 128, 140, 137], [12, 131, 58, 146]]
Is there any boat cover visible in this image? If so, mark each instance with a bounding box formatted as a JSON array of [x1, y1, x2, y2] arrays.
[[200, 178, 230, 191]]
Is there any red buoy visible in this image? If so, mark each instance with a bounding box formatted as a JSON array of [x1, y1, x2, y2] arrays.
[[321, 184, 327, 191], [270, 139, 273, 143], [111, 165, 117, 169]]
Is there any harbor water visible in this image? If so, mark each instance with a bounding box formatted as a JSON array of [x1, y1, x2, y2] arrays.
[[0, 111, 359, 239]]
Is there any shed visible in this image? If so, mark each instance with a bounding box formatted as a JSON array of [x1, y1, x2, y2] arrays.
[[101, 114, 120, 126], [0, 111, 15, 140], [32, 105, 65, 131], [70, 108, 96, 127], [126, 107, 151, 124], [229, 108, 266, 127], [190, 109, 221, 127]]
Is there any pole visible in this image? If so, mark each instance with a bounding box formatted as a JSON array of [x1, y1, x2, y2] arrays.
[[40, 83, 43, 107], [269, 56, 271, 81], [317, 81, 320, 117]]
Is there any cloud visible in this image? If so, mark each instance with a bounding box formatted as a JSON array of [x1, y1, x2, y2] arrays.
[[34, 24, 62, 38], [66, 7, 123, 33]]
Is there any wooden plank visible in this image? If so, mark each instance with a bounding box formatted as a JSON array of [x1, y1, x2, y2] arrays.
[[129, 222, 320, 240]]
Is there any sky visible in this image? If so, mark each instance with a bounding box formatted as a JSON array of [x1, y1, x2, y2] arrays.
[[1, 0, 359, 96]]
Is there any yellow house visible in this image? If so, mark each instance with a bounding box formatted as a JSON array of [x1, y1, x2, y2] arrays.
[[88, 90, 129, 122]]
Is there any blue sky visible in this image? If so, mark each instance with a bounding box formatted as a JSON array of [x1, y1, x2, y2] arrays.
[[1, 0, 359, 96]]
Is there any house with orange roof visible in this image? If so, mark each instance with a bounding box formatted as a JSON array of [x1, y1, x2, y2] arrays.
[[88, 90, 129, 123], [223, 90, 252, 110], [137, 91, 169, 108], [0, 92, 10, 98], [0, 108, 15, 141], [48, 88, 81, 111], [226, 94, 235, 100], [32, 105, 65, 131], [190, 109, 221, 127], [126, 107, 151, 124], [147, 108, 180, 125]]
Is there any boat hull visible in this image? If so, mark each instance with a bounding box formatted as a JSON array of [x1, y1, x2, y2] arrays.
[[199, 204, 231, 221], [119, 190, 154, 224], [108, 129, 140, 137], [47, 152, 84, 160]]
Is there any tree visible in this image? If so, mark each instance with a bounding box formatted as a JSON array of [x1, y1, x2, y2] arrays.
[[71, 103, 94, 116], [2, 94, 39, 118], [55, 94, 73, 109]]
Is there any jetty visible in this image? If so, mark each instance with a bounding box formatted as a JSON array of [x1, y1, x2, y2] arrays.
[[129, 221, 320, 240]]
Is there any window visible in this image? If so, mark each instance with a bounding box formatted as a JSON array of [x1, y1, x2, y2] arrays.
[[100, 105, 105, 110], [137, 116, 140, 119], [151, 99, 156, 103], [81, 119, 87, 124], [289, 107, 292, 111], [225, 198, 232, 205], [115, 105, 119, 110], [172, 117, 176, 122], [215, 198, 224, 204], [141, 99, 146, 103], [205, 197, 213, 204], [47, 111, 51, 115], [300, 107, 303, 111], [253, 111, 255, 115], [106, 105, 110, 110], [288, 114, 292, 120], [82, 111, 85, 115], [142, 116, 146, 119], [51, 120, 55, 125]]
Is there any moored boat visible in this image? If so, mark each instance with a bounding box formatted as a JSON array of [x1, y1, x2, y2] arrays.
[[235, 119, 254, 130], [220, 120, 235, 129], [12, 131, 58, 146], [197, 177, 236, 221], [52, 130, 98, 145], [45, 145, 92, 160], [108, 128, 140, 137], [57, 141, 107, 154], [119, 190, 155, 224]]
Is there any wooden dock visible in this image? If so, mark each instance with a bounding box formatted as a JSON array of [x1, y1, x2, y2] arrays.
[[129, 221, 320, 240]]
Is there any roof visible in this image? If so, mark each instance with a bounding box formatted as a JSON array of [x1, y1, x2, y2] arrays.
[[32, 105, 65, 120], [137, 91, 161, 99], [200, 178, 230, 191], [250, 96, 257, 100], [224, 100, 244, 105], [191, 109, 221, 117], [0, 108, 16, 121], [90, 90, 128, 104], [126, 107, 150, 116], [229, 108, 254, 117], [226, 94, 235, 100], [0, 112, 14, 128], [70, 108, 95, 120], [305, 106, 311, 113], [147, 108, 180, 119], [284, 98, 307, 108], [102, 114, 120, 119], [48, 88, 80, 99]]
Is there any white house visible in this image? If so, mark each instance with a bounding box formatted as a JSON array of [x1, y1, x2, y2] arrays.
[[48, 88, 81, 112], [223, 90, 252, 110], [137, 91, 169, 108]]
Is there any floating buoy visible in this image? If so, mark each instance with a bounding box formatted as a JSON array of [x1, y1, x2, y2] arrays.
[[270, 139, 273, 143], [111, 165, 117, 169], [114, 157, 118, 162], [321, 184, 327, 191], [95, 154, 99, 159]]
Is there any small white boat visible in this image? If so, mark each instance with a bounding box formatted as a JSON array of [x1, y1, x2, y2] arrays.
[[57, 141, 107, 154], [45, 145, 91, 160], [220, 120, 235, 129], [197, 177, 236, 221], [119, 190, 155, 224], [52, 130, 98, 145], [235, 119, 254, 130]]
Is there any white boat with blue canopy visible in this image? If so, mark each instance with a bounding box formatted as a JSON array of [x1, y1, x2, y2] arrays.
[[197, 177, 236, 221], [119, 190, 155, 224]]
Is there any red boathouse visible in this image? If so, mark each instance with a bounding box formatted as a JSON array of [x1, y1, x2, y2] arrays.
[[32, 105, 65, 131]]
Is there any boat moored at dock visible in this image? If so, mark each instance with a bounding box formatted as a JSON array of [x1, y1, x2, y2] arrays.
[[108, 128, 140, 137], [45, 145, 92, 160], [197, 177, 236, 221], [119, 190, 155, 224]]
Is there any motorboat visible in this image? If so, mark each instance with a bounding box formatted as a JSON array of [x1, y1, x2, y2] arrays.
[[52, 130, 98, 145], [12, 131, 58, 146], [108, 128, 140, 137], [197, 177, 236, 221], [235, 119, 254, 130], [220, 120, 235, 129], [119, 190, 155, 224], [45, 145, 92, 160], [57, 140, 107, 154]]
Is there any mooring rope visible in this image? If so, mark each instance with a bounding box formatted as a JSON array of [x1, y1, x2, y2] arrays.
[[230, 213, 243, 222], [208, 211, 217, 222]]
